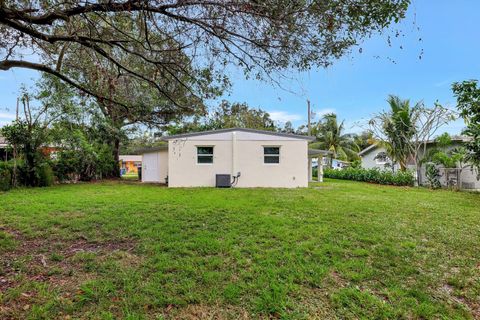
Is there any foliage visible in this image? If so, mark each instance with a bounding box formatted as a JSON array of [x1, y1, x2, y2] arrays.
[[452, 80, 480, 176], [120, 133, 166, 155], [37, 163, 54, 187], [0, 161, 12, 191], [52, 129, 117, 182], [324, 167, 414, 186], [350, 159, 362, 168], [1, 120, 50, 187], [425, 163, 441, 189], [423, 133, 466, 169], [1, 180, 479, 318], [164, 100, 278, 135], [1, 1, 411, 108], [369, 96, 456, 184], [369, 95, 417, 171], [310, 113, 359, 161], [354, 131, 375, 151]]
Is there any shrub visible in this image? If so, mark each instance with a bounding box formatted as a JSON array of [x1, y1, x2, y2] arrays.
[[38, 163, 54, 187], [425, 163, 441, 189], [0, 161, 12, 191], [324, 167, 414, 186]]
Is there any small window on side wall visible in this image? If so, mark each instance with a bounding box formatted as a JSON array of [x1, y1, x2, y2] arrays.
[[197, 146, 213, 164], [374, 151, 389, 164], [264, 146, 280, 164]]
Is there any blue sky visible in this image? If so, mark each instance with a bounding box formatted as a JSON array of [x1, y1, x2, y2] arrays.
[[1, 0, 479, 134]]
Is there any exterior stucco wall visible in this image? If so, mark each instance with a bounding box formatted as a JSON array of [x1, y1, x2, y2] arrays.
[[233, 140, 308, 188], [142, 149, 168, 183], [360, 146, 397, 170], [158, 150, 169, 183], [167, 131, 309, 188], [168, 139, 233, 187]]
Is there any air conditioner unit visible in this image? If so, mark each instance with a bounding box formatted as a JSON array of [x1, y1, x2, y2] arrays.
[[216, 174, 231, 188]]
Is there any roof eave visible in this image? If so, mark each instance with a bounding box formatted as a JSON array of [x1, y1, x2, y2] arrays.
[[161, 127, 315, 141]]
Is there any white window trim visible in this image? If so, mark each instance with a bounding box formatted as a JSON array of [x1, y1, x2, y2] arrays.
[[263, 145, 280, 165], [196, 145, 214, 165]]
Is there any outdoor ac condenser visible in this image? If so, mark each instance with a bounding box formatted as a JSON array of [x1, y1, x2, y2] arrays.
[[216, 174, 231, 188]]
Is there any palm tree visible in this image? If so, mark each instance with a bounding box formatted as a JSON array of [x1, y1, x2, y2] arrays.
[[310, 113, 360, 160], [380, 95, 417, 171]]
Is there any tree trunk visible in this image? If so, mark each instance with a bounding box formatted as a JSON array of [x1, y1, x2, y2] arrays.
[[111, 136, 121, 178]]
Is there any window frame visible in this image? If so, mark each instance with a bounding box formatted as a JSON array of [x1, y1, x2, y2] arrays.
[[196, 145, 214, 165], [263, 146, 280, 165], [374, 152, 389, 165]]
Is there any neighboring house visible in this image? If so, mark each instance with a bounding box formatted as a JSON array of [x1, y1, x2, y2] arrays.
[[140, 128, 330, 188], [358, 137, 480, 190], [312, 158, 349, 170], [119, 155, 142, 174], [0, 135, 60, 161], [0, 135, 8, 161]]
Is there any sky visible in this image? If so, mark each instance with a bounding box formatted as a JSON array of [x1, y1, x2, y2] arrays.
[[1, 0, 479, 134]]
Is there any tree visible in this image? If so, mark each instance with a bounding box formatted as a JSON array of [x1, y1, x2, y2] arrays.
[[370, 96, 456, 181], [369, 95, 417, 171], [1, 90, 60, 186], [164, 100, 278, 134], [354, 130, 375, 151], [40, 29, 220, 176], [1, 1, 410, 109], [310, 113, 359, 160], [410, 103, 457, 183], [452, 80, 480, 177], [279, 121, 296, 134]]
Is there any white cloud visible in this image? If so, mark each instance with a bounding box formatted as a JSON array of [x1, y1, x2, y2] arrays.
[[0, 112, 16, 120], [313, 108, 336, 119], [268, 111, 303, 123]]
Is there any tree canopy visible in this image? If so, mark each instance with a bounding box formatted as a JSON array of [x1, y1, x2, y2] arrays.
[[310, 113, 359, 161], [164, 100, 277, 134], [452, 80, 480, 176], [1, 0, 410, 110]]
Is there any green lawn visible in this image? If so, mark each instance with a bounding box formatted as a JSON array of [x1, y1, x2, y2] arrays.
[[0, 180, 479, 319]]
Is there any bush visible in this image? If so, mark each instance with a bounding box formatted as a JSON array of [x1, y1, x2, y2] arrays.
[[324, 167, 414, 186], [38, 163, 54, 187], [425, 163, 441, 189], [0, 161, 12, 191]]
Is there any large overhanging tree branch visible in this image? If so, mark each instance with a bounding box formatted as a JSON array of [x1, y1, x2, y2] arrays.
[[1, 0, 410, 110]]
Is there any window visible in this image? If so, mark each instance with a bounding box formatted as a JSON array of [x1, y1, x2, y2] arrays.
[[264, 146, 280, 164], [197, 146, 213, 164], [374, 152, 389, 164]]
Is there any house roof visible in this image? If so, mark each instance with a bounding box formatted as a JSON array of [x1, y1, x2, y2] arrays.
[[358, 144, 378, 156], [137, 145, 168, 154], [160, 128, 316, 141], [358, 135, 471, 156], [119, 155, 143, 162]]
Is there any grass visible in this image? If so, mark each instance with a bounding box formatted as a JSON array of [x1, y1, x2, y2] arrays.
[[0, 179, 479, 319]]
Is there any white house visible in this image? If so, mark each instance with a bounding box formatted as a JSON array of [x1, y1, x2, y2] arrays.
[[358, 137, 480, 190], [141, 128, 329, 188]]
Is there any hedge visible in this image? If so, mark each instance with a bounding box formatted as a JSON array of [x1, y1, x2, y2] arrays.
[[0, 161, 13, 191], [324, 167, 414, 186]]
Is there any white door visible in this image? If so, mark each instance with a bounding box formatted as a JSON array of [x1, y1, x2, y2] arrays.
[[142, 152, 161, 182]]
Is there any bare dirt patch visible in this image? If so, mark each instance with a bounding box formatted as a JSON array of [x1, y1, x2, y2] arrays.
[[0, 227, 137, 319], [162, 304, 251, 320]]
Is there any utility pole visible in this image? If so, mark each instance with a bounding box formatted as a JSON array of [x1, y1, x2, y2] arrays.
[[12, 97, 19, 187], [307, 99, 311, 136]]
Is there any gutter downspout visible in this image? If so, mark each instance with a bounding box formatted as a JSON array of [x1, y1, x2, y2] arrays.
[[232, 131, 237, 178]]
